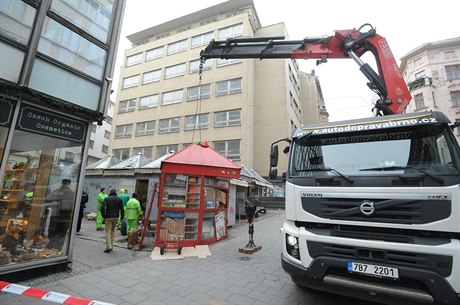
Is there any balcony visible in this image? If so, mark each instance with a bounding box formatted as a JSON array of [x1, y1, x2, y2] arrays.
[[408, 77, 432, 91]]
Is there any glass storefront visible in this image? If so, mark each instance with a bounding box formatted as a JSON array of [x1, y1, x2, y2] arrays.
[[0, 103, 86, 266]]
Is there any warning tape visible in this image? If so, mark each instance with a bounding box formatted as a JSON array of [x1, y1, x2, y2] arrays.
[[0, 281, 115, 305]]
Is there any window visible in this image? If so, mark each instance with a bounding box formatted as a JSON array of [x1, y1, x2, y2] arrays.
[[157, 144, 179, 157], [118, 99, 136, 113], [104, 130, 110, 139], [218, 23, 243, 39], [451, 91, 460, 107], [112, 148, 130, 160], [215, 109, 241, 127], [136, 120, 155, 136], [214, 140, 241, 161], [115, 124, 133, 138], [165, 63, 185, 79], [102, 145, 108, 154], [415, 70, 425, 79], [91, 124, 97, 133], [122, 75, 139, 89], [38, 17, 106, 79], [139, 95, 158, 109], [105, 116, 112, 124], [446, 65, 460, 81], [414, 93, 425, 109], [146, 46, 164, 61], [167, 39, 187, 55], [185, 114, 209, 130], [216, 78, 242, 96], [217, 58, 242, 67], [126, 53, 142, 66], [142, 69, 161, 84], [191, 32, 213, 48], [89, 140, 94, 149], [162, 89, 183, 106], [133, 146, 153, 158], [189, 59, 211, 73], [159, 117, 180, 133], [187, 84, 211, 101], [0, 0, 35, 45]]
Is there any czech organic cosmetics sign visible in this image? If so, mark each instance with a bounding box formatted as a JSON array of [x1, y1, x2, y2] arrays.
[[17, 105, 86, 142]]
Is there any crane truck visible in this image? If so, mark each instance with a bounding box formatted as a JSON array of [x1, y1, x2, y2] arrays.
[[200, 24, 460, 305]]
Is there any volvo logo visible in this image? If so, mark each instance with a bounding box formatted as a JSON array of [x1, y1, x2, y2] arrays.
[[360, 200, 375, 216]]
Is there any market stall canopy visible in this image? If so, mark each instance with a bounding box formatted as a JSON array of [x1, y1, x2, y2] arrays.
[[230, 165, 272, 188], [103, 152, 152, 176], [135, 151, 175, 174], [162, 141, 240, 178], [86, 154, 120, 169]]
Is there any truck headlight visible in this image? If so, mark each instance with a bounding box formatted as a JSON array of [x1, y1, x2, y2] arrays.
[[285, 234, 300, 259]]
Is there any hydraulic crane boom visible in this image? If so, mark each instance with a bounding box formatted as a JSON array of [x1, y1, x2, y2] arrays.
[[200, 24, 411, 116]]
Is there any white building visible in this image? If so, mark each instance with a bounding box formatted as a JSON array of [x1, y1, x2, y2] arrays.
[[87, 100, 114, 164]]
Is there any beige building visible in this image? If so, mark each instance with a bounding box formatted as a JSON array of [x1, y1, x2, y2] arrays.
[[110, 0, 327, 177], [400, 37, 460, 142]]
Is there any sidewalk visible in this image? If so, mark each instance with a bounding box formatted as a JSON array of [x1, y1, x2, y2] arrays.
[[1, 209, 369, 305]]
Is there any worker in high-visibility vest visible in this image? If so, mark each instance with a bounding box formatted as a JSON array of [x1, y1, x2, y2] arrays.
[[124, 193, 143, 249], [96, 188, 107, 231], [125, 193, 142, 233]]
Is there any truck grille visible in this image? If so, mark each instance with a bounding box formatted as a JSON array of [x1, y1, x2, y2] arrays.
[[307, 241, 453, 277], [301, 198, 451, 224]]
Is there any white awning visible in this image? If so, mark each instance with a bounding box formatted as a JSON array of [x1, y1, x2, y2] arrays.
[[230, 178, 249, 187]]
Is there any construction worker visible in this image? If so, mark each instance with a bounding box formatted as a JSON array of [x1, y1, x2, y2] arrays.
[[96, 188, 107, 231], [101, 188, 124, 253], [124, 193, 142, 249], [117, 188, 130, 227]]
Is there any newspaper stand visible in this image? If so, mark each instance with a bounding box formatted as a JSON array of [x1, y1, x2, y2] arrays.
[[155, 141, 240, 250]]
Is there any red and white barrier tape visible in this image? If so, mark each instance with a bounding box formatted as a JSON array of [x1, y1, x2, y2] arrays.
[[0, 281, 115, 305]]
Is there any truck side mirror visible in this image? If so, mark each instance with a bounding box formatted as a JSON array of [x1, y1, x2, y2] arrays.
[[270, 145, 279, 167], [269, 168, 278, 180]]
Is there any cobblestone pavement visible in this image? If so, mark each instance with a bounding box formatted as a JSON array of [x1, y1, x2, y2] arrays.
[[1, 210, 374, 305]]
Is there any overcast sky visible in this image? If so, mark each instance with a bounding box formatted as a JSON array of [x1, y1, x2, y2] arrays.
[[113, 0, 460, 121]]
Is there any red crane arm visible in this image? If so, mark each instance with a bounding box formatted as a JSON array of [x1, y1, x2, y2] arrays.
[[200, 24, 412, 116]]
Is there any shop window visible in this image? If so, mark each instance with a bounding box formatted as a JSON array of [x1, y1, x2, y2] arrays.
[[0, 105, 85, 266]]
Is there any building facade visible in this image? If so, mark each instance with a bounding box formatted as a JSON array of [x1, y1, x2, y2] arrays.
[[400, 37, 460, 142], [87, 100, 114, 164], [110, 0, 326, 178], [0, 0, 124, 277]]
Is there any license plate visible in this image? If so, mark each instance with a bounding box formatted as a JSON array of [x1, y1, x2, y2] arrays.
[[347, 262, 399, 279]]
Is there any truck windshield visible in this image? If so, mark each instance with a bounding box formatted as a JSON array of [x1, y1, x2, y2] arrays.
[[289, 124, 460, 177]]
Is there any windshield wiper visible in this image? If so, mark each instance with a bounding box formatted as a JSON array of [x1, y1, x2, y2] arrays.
[[295, 167, 354, 184], [359, 165, 444, 183]]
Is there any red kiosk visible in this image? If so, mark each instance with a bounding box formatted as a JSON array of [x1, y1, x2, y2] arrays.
[[155, 141, 240, 252]]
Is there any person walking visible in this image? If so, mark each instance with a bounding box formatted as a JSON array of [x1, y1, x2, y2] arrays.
[[76, 190, 89, 233], [117, 188, 130, 228], [96, 188, 107, 231], [125, 193, 143, 249], [101, 188, 124, 253]]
